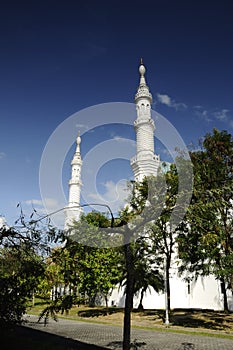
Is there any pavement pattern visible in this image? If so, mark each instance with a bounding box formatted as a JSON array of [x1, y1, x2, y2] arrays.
[[24, 315, 233, 350]]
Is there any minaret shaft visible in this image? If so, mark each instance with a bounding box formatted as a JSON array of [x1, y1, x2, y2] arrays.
[[130, 62, 160, 182], [65, 133, 83, 228]]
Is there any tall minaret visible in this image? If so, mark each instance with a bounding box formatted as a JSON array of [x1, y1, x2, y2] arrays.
[[130, 60, 160, 182], [65, 132, 83, 228]]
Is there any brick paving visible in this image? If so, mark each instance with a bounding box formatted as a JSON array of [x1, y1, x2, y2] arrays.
[[24, 315, 233, 350]]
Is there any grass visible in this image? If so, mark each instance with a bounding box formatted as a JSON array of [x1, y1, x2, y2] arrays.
[[27, 299, 233, 339]]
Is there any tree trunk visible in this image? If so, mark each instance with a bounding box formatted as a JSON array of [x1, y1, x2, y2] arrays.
[[88, 294, 96, 307], [104, 295, 108, 309], [137, 288, 145, 311], [32, 290, 35, 307], [220, 278, 229, 312], [166, 263, 171, 312], [123, 241, 134, 350]]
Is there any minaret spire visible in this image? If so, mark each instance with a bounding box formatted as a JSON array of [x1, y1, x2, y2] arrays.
[[139, 58, 147, 86], [65, 132, 83, 228], [135, 60, 152, 103], [76, 131, 81, 154], [130, 61, 160, 182]]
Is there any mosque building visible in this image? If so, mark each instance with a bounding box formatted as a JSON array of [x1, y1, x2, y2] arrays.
[[65, 61, 233, 311]]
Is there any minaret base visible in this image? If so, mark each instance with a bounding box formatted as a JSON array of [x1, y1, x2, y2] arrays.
[[64, 205, 83, 231]]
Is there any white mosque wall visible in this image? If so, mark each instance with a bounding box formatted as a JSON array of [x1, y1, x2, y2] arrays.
[[108, 274, 233, 311]]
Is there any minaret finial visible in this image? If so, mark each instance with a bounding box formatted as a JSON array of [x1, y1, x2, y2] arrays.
[[139, 59, 146, 86], [140, 57, 143, 65], [135, 60, 152, 103], [76, 131, 81, 153]]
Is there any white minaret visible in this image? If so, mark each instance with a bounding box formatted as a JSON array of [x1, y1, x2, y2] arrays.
[[130, 60, 160, 182], [65, 132, 83, 228]]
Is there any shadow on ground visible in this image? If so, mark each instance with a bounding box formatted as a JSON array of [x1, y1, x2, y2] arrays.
[[77, 307, 123, 317], [2, 325, 108, 350], [107, 340, 146, 349], [170, 309, 233, 331], [66, 306, 233, 333]]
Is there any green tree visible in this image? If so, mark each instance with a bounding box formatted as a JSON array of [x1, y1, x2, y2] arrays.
[[68, 211, 123, 307], [43, 247, 67, 300], [40, 211, 123, 317], [127, 165, 182, 313], [119, 237, 163, 310], [178, 129, 233, 311], [117, 171, 173, 349], [0, 208, 62, 325], [0, 241, 45, 325]]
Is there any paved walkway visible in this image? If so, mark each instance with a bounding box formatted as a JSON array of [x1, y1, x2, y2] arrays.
[[24, 315, 233, 350]]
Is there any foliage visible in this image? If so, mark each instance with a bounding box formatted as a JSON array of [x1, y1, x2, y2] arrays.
[[0, 241, 45, 325], [178, 129, 233, 311], [123, 163, 187, 311], [67, 210, 122, 248], [0, 209, 62, 325], [67, 212, 123, 305], [39, 211, 123, 322], [119, 237, 164, 310]]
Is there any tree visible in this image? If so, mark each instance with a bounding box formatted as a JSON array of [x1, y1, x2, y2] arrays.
[[118, 236, 163, 311], [127, 164, 184, 314], [178, 129, 233, 311], [67, 211, 123, 307], [118, 170, 176, 349], [149, 165, 179, 312], [43, 247, 67, 300], [0, 237, 45, 325], [0, 208, 62, 325], [40, 210, 123, 320]]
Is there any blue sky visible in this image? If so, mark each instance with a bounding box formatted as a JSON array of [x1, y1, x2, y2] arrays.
[[0, 0, 233, 226]]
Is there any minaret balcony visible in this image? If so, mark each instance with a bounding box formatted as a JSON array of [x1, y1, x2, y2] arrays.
[[130, 152, 160, 164], [135, 90, 152, 103], [71, 157, 82, 165], [134, 118, 155, 128], [69, 179, 82, 185]]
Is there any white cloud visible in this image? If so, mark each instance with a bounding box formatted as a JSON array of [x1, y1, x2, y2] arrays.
[[157, 93, 172, 106], [229, 120, 233, 129], [213, 109, 229, 121], [24, 198, 59, 209], [75, 123, 89, 131], [0, 152, 6, 159], [156, 93, 187, 111], [193, 105, 203, 109], [113, 136, 136, 146], [194, 108, 212, 122], [24, 199, 43, 206], [0, 216, 7, 228], [157, 95, 232, 130], [22, 197, 65, 228], [214, 109, 233, 130], [86, 179, 130, 214], [194, 107, 232, 129]]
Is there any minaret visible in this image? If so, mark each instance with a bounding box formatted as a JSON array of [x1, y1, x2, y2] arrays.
[[65, 132, 83, 228], [130, 60, 160, 182]]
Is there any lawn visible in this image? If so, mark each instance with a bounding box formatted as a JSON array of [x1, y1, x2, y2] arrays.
[[27, 300, 233, 336]]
